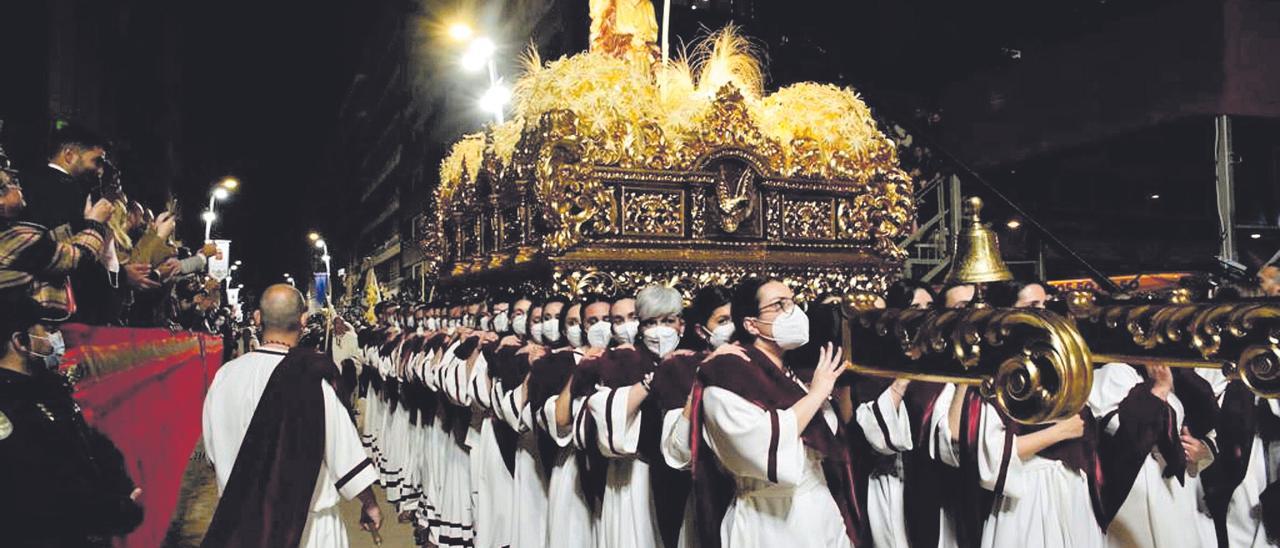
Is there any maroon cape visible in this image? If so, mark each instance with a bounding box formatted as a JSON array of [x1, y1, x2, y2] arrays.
[[690, 345, 865, 548], [202, 347, 344, 548], [1097, 365, 1218, 527], [1201, 381, 1280, 544]]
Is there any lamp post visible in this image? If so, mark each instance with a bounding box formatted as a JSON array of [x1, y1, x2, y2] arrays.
[[226, 263, 239, 290], [204, 177, 238, 241], [309, 232, 332, 306], [452, 24, 507, 124]]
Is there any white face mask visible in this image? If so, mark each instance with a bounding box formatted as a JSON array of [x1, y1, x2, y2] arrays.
[[531, 322, 544, 343], [757, 306, 809, 350], [613, 320, 639, 346], [479, 316, 491, 331], [406, 317, 416, 329], [642, 325, 680, 358], [586, 321, 613, 349], [707, 323, 735, 349], [493, 312, 510, 333], [512, 314, 528, 336], [542, 319, 561, 344], [566, 325, 584, 348]]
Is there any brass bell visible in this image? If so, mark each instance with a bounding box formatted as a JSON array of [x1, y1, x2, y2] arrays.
[[945, 196, 1014, 285]]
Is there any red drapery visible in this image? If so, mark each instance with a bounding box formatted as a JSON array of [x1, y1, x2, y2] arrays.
[[60, 324, 223, 548]]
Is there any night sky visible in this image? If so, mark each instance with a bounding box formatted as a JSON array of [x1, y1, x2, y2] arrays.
[[175, 0, 374, 294]]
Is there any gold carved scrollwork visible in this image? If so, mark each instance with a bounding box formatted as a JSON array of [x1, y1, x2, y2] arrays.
[[838, 196, 874, 241], [686, 86, 784, 177], [782, 199, 834, 240], [622, 189, 684, 236], [554, 263, 893, 304], [689, 190, 707, 238], [1061, 292, 1280, 397], [533, 110, 618, 255], [875, 168, 916, 241], [765, 192, 782, 241], [844, 305, 1093, 425]]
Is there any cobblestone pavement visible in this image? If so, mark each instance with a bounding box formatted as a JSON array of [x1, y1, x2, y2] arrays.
[[162, 441, 414, 547]]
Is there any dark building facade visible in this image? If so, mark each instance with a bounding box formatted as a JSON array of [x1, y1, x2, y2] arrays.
[[0, 0, 185, 210]]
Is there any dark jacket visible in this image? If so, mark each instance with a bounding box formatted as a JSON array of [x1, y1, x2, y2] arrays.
[[0, 367, 144, 546], [21, 165, 89, 234]]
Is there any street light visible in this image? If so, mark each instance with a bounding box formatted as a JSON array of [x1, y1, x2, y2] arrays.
[[204, 176, 238, 241], [479, 84, 511, 118], [310, 235, 332, 305], [449, 29, 503, 123], [448, 22, 474, 42], [461, 37, 496, 73]]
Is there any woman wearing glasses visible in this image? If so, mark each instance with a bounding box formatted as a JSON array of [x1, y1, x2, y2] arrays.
[[690, 277, 861, 547]]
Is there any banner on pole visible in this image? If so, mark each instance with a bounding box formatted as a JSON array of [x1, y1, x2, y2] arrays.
[[207, 240, 232, 281], [313, 272, 330, 307]]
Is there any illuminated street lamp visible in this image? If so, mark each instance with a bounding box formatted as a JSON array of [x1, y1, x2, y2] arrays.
[[448, 22, 474, 42], [310, 234, 332, 305], [461, 37, 496, 73], [479, 84, 511, 118], [205, 176, 238, 241], [447, 24, 504, 123]]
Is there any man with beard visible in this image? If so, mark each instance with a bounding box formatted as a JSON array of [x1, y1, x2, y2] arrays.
[[0, 145, 141, 545], [21, 126, 107, 233]]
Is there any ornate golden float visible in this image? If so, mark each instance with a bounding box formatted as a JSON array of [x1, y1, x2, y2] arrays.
[[427, 17, 914, 301]]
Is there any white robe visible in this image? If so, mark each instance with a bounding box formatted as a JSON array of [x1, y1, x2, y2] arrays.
[[587, 384, 665, 548], [972, 402, 1104, 548], [853, 386, 913, 548], [502, 381, 549, 548], [925, 384, 961, 548], [437, 343, 477, 547], [700, 386, 851, 548], [1088, 363, 1218, 548], [471, 354, 516, 548], [202, 349, 378, 548], [542, 392, 595, 548], [660, 409, 698, 548], [1197, 369, 1280, 547]]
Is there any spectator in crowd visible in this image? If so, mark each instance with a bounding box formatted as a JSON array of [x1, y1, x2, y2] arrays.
[[0, 143, 112, 321], [0, 140, 144, 545], [20, 125, 107, 233], [1258, 263, 1280, 297], [0, 304, 146, 545]]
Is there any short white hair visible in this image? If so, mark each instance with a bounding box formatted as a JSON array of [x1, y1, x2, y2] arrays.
[[635, 285, 682, 321]]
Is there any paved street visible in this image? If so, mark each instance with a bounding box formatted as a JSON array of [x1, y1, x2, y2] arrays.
[[163, 443, 414, 547]]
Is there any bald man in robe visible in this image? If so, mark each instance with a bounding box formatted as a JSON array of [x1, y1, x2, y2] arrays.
[[201, 284, 383, 547]]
